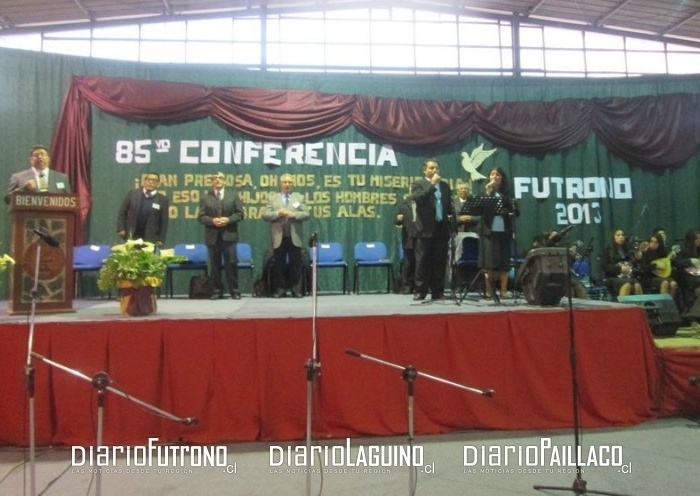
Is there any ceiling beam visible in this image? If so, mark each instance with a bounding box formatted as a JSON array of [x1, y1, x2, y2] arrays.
[[73, 0, 96, 22], [161, 0, 174, 15], [662, 8, 700, 36], [0, 1, 699, 50], [595, 0, 632, 27], [525, 0, 547, 17]]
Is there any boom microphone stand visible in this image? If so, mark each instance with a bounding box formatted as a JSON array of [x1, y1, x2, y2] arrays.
[[345, 349, 494, 496], [23, 228, 195, 496], [30, 353, 197, 496], [533, 244, 627, 496], [305, 232, 321, 496]]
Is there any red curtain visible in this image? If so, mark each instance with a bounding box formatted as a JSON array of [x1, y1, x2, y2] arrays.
[[3, 306, 694, 448]]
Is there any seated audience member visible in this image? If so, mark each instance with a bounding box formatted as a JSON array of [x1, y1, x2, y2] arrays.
[[601, 228, 643, 298], [674, 228, 700, 311], [451, 181, 480, 292], [636, 233, 678, 299]]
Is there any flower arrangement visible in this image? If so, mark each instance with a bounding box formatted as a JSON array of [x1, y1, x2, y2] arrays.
[[0, 253, 15, 273], [97, 239, 185, 291]]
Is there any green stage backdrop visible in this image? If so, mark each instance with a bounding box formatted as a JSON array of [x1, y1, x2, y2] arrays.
[[2, 47, 700, 297]]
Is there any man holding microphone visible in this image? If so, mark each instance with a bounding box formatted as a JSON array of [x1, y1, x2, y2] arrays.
[[410, 158, 455, 301]]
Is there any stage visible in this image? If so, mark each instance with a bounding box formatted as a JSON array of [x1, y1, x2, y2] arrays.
[[1, 293, 699, 448]]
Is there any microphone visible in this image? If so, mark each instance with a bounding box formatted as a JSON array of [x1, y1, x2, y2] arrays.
[[689, 376, 700, 387], [32, 228, 59, 247], [549, 224, 575, 245], [308, 231, 318, 247], [482, 389, 495, 397], [345, 349, 361, 358], [182, 416, 199, 426]]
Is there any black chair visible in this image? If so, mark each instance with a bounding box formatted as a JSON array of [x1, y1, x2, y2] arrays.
[[353, 241, 393, 294]]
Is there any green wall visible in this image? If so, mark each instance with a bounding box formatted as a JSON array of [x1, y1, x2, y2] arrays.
[[2, 47, 700, 296]]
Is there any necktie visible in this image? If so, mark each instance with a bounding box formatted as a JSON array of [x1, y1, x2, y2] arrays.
[[216, 191, 222, 201], [434, 187, 443, 221], [284, 194, 289, 206], [38, 173, 47, 192]]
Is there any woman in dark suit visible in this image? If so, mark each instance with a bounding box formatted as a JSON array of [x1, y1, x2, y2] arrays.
[[478, 167, 519, 299]]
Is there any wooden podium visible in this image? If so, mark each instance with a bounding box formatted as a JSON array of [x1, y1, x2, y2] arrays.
[[7, 193, 79, 314]]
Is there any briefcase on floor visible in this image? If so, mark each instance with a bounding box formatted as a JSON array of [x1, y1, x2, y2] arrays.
[[189, 275, 214, 299]]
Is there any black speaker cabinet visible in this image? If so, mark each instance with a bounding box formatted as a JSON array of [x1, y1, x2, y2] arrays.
[[618, 293, 681, 337], [514, 247, 569, 306]]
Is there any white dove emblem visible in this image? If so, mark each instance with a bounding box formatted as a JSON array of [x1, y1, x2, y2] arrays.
[[461, 144, 497, 181]]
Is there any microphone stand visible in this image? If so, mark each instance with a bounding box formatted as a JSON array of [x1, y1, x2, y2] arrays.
[[345, 349, 494, 496], [533, 243, 627, 496], [25, 235, 43, 496], [507, 197, 521, 304], [305, 232, 320, 496], [30, 352, 197, 496]]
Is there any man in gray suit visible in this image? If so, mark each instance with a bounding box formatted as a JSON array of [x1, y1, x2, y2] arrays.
[[5, 145, 71, 202], [198, 172, 245, 300], [262, 173, 310, 298], [116, 172, 169, 246]]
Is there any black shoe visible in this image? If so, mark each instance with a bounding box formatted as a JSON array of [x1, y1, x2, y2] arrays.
[[431, 294, 445, 301], [413, 293, 426, 301], [272, 291, 285, 299], [231, 292, 241, 300], [291, 291, 303, 298], [210, 292, 221, 300]]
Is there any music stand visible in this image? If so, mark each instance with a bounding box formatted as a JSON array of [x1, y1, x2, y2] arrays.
[[456, 195, 501, 305], [459, 194, 496, 217]]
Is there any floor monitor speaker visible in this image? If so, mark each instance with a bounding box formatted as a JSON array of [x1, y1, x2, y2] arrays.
[[514, 247, 569, 306], [617, 293, 681, 337]]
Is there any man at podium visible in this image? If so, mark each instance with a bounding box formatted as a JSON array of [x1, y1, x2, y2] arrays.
[[5, 145, 72, 202]]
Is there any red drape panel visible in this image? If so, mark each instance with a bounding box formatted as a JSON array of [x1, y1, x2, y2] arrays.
[[591, 93, 700, 170], [212, 87, 355, 141], [2, 306, 696, 447], [656, 348, 700, 416], [50, 76, 700, 244]]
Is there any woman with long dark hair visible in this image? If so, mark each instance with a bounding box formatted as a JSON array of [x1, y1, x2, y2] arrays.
[[675, 228, 700, 310], [601, 228, 643, 298], [478, 167, 519, 298]]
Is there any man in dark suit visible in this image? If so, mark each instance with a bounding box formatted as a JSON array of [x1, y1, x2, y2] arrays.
[[410, 158, 455, 301], [5, 145, 71, 202], [394, 190, 417, 294], [197, 171, 245, 300], [262, 173, 310, 298], [116, 172, 169, 246]]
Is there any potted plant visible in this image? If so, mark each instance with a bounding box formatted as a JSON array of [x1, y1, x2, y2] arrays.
[[97, 239, 185, 316], [0, 252, 15, 274]]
